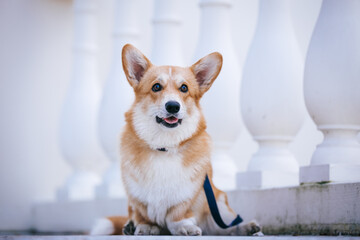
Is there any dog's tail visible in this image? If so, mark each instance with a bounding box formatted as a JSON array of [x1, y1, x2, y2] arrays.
[[90, 216, 128, 235]]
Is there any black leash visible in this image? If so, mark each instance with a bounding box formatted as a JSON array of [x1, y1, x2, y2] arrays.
[[203, 174, 243, 229]]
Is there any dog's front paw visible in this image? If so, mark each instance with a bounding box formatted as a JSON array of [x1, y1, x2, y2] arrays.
[[123, 220, 135, 235], [173, 224, 202, 236], [134, 224, 161, 235]]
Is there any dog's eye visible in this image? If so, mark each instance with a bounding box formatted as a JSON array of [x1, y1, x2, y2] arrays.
[[152, 83, 162, 92], [180, 84, 188, 93]]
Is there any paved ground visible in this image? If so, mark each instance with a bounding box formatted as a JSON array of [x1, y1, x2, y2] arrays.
[[1, 236, 360, 240]]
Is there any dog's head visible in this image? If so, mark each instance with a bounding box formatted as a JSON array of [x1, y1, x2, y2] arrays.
[[122, 44, 222, 150]]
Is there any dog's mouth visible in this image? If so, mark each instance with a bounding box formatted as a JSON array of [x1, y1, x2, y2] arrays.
[[156, 116, 182, 128]]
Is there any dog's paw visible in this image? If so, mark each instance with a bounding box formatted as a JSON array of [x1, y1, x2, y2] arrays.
[[245, 221, 262, 236], [134, 224, 161, 235], [123, 220, 135, 235], [173, 224, 202, 236], [234, 220, 262, 236]]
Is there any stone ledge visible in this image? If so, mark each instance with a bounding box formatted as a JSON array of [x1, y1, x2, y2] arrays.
[[226, 182, 360, 236], [262, 224, 360, 236], [32, 182, 360, 236], [300, 164, 360, 184], [33, 199, 128, 233]]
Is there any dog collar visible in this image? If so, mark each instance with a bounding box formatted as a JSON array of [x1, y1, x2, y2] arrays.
[[157, 148, 167, 152]]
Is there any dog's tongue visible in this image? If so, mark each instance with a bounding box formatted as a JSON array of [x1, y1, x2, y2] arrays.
[[164, 117, 178, 124]]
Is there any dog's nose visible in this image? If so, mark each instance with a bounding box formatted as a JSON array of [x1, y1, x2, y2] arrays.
[[165, 101, 180, 114]]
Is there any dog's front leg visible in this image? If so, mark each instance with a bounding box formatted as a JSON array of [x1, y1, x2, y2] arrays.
[[166, 202, 202, 236], [130, 206, 161, 235]]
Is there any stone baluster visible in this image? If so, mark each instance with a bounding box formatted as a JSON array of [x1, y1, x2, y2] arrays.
[[237, 0, 305, 189], [194, 0, 241, 190], [151, 0, 184, 66], [57, 0, 103, 201], [300, 0, 360, 184], [96, 0, 140, 199]]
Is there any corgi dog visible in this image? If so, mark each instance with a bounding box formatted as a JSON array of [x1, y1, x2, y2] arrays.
[[91, 44, 261, 236]]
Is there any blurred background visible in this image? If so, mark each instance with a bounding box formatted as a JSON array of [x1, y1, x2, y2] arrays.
[[0, 0, 359, 235]]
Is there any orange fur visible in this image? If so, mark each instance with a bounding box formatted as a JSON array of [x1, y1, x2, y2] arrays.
[[106, 216, 129, 235]]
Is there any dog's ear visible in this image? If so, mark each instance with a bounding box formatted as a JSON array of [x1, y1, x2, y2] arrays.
[[191, 52, 223, 96], [122, 44, 152, 88]]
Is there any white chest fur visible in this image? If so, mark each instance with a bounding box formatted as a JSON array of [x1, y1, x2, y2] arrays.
[[126, 152, 198, 226]]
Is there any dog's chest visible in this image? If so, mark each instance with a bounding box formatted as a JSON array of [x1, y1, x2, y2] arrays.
[[127, 153, 198, 226]]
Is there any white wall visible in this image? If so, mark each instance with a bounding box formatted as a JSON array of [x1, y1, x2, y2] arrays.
[[0, 0, 322, 231]]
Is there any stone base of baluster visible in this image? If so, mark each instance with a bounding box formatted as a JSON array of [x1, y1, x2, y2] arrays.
[[56, 171, 101, 201], [300, 163, 360, 184], [236, 170, 299, 189], [56, 187, 95, 202], [95, 183, 125, 199], [57, 186, 97, 202], [212, 151, 238, 191], [95, 162, 126, 199]]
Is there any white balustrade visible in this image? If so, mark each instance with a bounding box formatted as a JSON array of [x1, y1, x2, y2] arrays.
[[300, 0, 360, 183], [194, 0, 241, 190], [57, 0, 104, 201], [237, 0, 305, 189], [151, 0, 184, 66], [96, 0, 140, 199]]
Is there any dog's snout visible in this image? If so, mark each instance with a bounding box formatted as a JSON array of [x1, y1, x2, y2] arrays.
[[165, 101, 180, 114]]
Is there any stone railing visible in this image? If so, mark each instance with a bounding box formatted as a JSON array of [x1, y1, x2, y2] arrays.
[[33, 0, 360, 234]]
